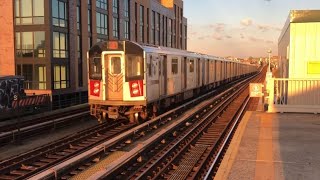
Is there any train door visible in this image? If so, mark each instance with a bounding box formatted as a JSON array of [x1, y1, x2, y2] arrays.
[[181, 57, 187, 90], [197, 58, 201, 86], [104, 54, 123, 100], [202, 59, 205, 85], [159, 55, 167, 96], [206, 59, 209, 84]]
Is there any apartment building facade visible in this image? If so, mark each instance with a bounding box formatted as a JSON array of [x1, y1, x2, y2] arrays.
[[0, 0, 187, 108]]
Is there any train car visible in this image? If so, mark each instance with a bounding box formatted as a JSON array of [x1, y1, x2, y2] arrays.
[[0, 76, 50, 120], [88, 40, 258, 122], [0, 75, 25, 110]]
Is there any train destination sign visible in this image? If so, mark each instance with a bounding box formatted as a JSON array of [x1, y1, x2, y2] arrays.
[[249, 83, 264, 97]]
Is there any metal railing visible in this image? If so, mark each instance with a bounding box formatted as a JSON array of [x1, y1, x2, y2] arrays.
[[268, 78, 320, 113]]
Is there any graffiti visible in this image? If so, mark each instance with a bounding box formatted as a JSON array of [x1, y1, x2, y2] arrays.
[[0, 76, 25, 110]]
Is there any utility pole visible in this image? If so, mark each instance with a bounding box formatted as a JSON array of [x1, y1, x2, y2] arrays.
[[267, 49, 272, 72]]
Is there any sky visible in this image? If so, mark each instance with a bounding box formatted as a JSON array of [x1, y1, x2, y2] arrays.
[[184, 0, 320, 58]]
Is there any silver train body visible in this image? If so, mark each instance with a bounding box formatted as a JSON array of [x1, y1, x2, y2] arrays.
[[88, 41, 258, 122]]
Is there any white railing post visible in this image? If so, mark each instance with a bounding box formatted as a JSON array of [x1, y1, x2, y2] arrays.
[[267, 78, 275, 112]]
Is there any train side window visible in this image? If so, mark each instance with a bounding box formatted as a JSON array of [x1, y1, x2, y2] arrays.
[[89, 57, 102, 80], [125, 54, 144, 81], [172, 58, 178, 75], [189, 59, 194, 72]]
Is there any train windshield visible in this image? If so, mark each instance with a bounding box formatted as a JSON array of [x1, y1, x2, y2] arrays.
[[89, 57, 102, 80], [125, 54, 143, 81]]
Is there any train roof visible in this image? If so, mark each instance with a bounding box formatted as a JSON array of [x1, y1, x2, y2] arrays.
[[89, 40, 257, 66], [139, 43, 254, 65]]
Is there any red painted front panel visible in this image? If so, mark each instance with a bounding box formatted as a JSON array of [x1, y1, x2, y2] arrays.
[[129, 80, 143, 97], [90, 80, 101, 97]]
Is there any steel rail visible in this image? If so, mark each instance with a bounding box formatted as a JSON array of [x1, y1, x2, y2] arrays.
[[0, 110, 90, 145], [0, 119, 132, 180], [28, 76, 251, 180], [204, 97, 250, 180], [88, 75, 257, 179]]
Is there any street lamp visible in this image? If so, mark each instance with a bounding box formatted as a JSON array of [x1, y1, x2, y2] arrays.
[[267, 49, 272, 72]]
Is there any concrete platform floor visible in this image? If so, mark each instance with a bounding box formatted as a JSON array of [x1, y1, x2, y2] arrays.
[[215, 112, 320, 180]]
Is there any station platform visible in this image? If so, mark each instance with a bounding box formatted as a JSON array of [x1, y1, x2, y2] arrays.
[[215, 103, 320, 179]]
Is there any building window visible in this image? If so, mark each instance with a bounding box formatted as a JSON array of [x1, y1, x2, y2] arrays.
[[15, 0, 44, 25], [16, 64, 46, 90], [15, 31, 45, 58], [134, 3, 137, 41], [155, 13, 160, 45], [88, 37, 92, 49], [172, 21, 176, 48], [113, 17, 119, 38], [172, 58, 178, 75], [123, 0, 130, 40], [151, 11, 155, 44], [77, 6, 81, 30], [88, 9, 92, 33], [124, 20, 129, 40], [96, 12, 108, 35], [52, 0, 67, 27], [96, 0, 107, 10], [168, 18, 172, 47], [54, 65, 69, 89], [124, 0, 129, 18], [147, 8, 149, 43], [139, 5, 144, 43], [113, 0, 118, 14], [77, 36, 83, 87], [17, 64, 32, 89], [164, 16, 167, 46], [53, 32, 68, 58], [35, 65, 46, 89], [97, 38, 105, 42], [184, 25, 187, 49]]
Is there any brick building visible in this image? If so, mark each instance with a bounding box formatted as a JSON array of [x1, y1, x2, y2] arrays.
[[0, 0, 187, 108]]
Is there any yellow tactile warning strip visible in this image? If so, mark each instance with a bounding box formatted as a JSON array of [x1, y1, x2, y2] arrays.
[[71, 151, 126, 180], [254, 115, 274, 180], [214, 111, 253, 180]]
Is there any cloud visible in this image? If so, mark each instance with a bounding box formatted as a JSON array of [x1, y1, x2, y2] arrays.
[[248, 36, 265, 42], [248, 36, 274, 44], [198, 35, 210, 40], [190, 32, 198, 36], [212, 33, 223, 40], [209, 23, 226, 33], [257, 24, 282, 32], [240, 18, 253, 26], [265, 40, 274, 44]]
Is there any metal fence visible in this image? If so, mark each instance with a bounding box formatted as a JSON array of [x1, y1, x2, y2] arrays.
[[268, 78, 320, 113]]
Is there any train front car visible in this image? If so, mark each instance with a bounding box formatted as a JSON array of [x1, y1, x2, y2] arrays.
[[88, 41, 146, 123]]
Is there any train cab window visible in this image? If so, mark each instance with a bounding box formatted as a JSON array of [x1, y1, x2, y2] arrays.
[[110, 57, 121, 74], [125, 54, 144, 81], [189, 59, 194, 72], [172, 58, 178, 75], [89, 57, 102, 80]]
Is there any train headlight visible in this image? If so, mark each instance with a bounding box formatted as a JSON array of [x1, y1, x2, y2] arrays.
[[93, 88, 100, 94], [131, 83, 138, 88], [94, 82, 100, 88], [132, 89, 139, 95]]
